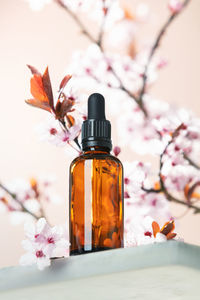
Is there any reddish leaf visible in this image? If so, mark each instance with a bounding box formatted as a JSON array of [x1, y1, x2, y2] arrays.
[[59, 75, 72, 91], [184, 184, 190, 200], [103, 7, 108, 15], [30, 178, 39, 198], [154, 181, 161, 190], [25, 99, 51, 113], [27, 65, 41, 75], [160, 220, 175, 236], [30, 75, 48, 103], [67, 114, 75, 127], [123, 7, 135, 20], [42, 67, 54, 111], [166, 233, 177, 240], [185, 181, 200, 203], [0, 197, 8, 205], [152, 221, 160, 238]]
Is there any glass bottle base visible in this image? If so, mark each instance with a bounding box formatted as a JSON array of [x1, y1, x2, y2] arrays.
[[70, 247, 113, 256]]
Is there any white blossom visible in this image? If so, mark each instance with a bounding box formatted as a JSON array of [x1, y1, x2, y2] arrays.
[[20, 218, 70, 270], [25, 0, 51, 11], [125, 216, 167, 247], [36, 116, 81, 147]]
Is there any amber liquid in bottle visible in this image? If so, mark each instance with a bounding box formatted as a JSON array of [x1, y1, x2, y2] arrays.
[[69, 93, 124, 255]]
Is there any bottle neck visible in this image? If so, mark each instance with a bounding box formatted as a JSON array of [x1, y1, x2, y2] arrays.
[[83, 146, 110, 154]]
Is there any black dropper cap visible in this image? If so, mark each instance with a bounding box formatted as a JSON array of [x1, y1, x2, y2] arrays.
[[81, 93, 112, 151]]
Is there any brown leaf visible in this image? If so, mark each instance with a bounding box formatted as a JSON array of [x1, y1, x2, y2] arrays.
[[152, 221, 160, 238], [25, 99, 51, 113], [166, 233, 177, 240], [59, 75, 72, 91], [42, 67, 54, 111], [172, 123, 187, 139], [55, 96, 74, 120], [27, 65, 41, 75], [160, 220, 175, 236]]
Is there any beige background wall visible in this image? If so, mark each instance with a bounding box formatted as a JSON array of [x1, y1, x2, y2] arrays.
[[0, 0, 200, 267]]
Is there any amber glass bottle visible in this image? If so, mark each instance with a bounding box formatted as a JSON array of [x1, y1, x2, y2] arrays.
[[69, 93, 124, 255]]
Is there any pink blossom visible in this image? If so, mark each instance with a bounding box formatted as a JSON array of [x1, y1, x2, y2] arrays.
[[168, 0, 183, 14], [20, 240, 51, 270], [125, 192, 170, 228], [162, 165, 200, 192], [104, 19, 137, 57], [20, 218, 70, 270], [157, 58, 168, 69], [125, 216, 167, 247], [124, 161, 149, 196], [62, 0, 124, 29], [36, 116, 81, 147], [0, 176, 63, 224], [66, 45, 159, 99]]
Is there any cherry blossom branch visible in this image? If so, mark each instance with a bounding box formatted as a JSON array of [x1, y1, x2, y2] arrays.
[[159, 171, 200, 214], [54, 1, 199, 212], [143, 123, 200, 214], [54, 0, 147, 116], [137, 0, 191, 104], [143, 165, 200, 214], [158, 135, 200, 214], [54, 0, 191, 117], [0, 182, 40, 220], [142, 187, 162, 193]]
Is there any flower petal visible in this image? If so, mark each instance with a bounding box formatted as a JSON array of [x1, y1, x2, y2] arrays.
[[37, 257, 51, 270], [19, 253, 36, 266]]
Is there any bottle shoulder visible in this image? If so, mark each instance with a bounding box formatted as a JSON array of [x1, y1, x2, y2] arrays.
[[70, 153, 123, 169]]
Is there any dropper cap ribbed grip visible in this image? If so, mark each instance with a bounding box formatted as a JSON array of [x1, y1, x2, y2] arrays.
[[81, 93, 112, 151]]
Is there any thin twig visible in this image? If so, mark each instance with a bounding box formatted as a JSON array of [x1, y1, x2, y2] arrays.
[[142, 186, 162, 193], [97, 40, 148, 116], [0, 182, 40, 220], [54, 0, 96, 44], [183, 153, 200, 170], [138, 0, 191, 104], [159, 176, 200, 214], [60, 119, 81, 151]]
